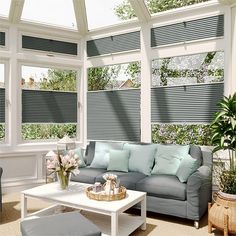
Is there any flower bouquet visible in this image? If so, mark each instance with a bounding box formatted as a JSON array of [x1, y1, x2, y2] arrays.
[[47, 150, 81, 189]]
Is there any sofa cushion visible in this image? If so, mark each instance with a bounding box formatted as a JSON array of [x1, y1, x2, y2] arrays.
[[74, 148, 86, 168], [136, 175, 187, 201], [95, 171, 146, 190], [189, 145, 202, 166], [90, 142, 124, 169], [90, 152, 110, 169], [71, 167, 106, 184], [152, 144, 189, 175], [85, 141, 96, 165], [124, 143, 157, 175], [107, 149, 130, 172], [176, 154, 201, 183]]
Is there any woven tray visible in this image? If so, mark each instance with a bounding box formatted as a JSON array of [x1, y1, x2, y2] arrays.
[[86, 186, 126, 201]]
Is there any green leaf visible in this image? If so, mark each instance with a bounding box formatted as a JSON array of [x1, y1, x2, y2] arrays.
[[212, 111, 226, 123], [220, 136, 225, 147], [231, 117, 236, 130]]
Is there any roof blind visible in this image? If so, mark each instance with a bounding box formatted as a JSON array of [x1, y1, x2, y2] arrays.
[[151, 15, 224, 47], [0, 32, 5, 46], [87, 31, 140, 57], [22, 35, 78, 55]]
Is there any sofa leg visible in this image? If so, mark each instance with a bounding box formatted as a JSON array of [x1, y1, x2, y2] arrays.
[[194, 221, 199, 229]]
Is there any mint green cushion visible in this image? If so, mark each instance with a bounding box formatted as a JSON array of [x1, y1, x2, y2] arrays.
[[152, 144, 190, 175], [176, 154, 201, 182], [124, 143, 157, 175], [107, 149, 130, 172], [74, 148, 86, 168], [90, 141, 124, 169], [90, 152, 110, 169]]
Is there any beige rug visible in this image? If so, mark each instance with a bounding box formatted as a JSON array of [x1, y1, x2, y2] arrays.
[[0, 192, 226, 236]]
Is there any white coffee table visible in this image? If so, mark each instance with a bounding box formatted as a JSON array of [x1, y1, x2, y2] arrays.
[[21, 182, 146, 236]]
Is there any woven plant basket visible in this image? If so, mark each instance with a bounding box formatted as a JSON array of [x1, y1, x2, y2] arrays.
[[208, 192, 236, 236]]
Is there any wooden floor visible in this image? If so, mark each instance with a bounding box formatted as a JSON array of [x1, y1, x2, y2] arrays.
[[0, 192, 227, 236]]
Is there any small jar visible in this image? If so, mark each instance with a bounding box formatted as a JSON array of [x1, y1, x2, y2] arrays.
[[93, 182, 102, 192]]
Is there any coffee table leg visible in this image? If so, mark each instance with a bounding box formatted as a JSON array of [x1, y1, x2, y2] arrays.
[[111, 212, 118, 236], [141, 195, 146, 230], [21, 193, 27, 220]]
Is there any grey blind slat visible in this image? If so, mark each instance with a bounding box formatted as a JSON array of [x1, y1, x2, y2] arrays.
[[151, 83, 224, 123], [151, 15, 224, 47], [22, 35, 77, 55], [22, 90, 77, 123], [0, 32, 5, 46], [0, 88, 5, 123], [87, 31, 140, 57], [87, 89, 140, 141]]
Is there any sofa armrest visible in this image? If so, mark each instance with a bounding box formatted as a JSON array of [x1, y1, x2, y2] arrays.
[[186, 165, 212, 220]]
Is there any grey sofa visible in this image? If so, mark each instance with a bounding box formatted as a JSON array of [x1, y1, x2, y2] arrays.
[[71, 141, 212, 228]]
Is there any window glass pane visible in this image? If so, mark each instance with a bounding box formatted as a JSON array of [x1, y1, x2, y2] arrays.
[[152, 51, 224, 87], [21, 0, 77, 29], [0, 0, 11, 17], [85, 0, 136, 30], [21, 65, 77, 141], [0, 63, 5, 142], [144, 0, 209, 15], [88, 62, 140, 91]]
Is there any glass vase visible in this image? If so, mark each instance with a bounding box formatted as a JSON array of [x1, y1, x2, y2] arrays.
[[57, 171, 71, 190]]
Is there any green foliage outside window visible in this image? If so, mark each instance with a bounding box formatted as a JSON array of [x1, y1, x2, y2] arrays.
[[114, 0, 209, 20], [22, 124, 76, 140], [152, 124, 212, 145], [0, 124, 4, 141]]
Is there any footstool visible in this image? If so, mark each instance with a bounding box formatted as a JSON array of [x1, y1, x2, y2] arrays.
[[20, 211, 102, 236]]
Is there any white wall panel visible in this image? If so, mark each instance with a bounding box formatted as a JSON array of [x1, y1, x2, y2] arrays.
[[0, 152, 45, 193]]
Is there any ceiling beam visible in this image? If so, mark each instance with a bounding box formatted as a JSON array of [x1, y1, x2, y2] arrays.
[[73, 0, 88, 35], [9, 0, 25, 24], [129, 0, 151, 23]]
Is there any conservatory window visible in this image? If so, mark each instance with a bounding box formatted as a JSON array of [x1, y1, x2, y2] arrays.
[[21, 65, 78, 141], [0, 0, 11, 18], [21, 0, 77, 29], [87, 62, 140, 141], [144, 0, 210, 15], [85, 0, 136, 30]]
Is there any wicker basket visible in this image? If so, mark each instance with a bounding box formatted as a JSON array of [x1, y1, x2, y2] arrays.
[[86, 186, 126, 201], [208, 192, 236, 236]]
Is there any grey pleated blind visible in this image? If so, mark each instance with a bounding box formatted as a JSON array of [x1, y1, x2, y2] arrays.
[[22, 90, 77, 123], [0, 32, 5, 46], [151, 15, 224, 47], [0, 88, 5, 123], [151, 83, 224, 123], [87, 31, 140, 57], [87, 89, 140, 141], [22, 35, 78, 55]]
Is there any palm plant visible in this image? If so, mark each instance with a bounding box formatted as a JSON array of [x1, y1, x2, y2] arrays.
[[211, 92, 236, 194]]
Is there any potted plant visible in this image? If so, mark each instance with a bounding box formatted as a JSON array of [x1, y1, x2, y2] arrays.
[[208, 92, 236, 236], [211, 92, 236, 196]]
